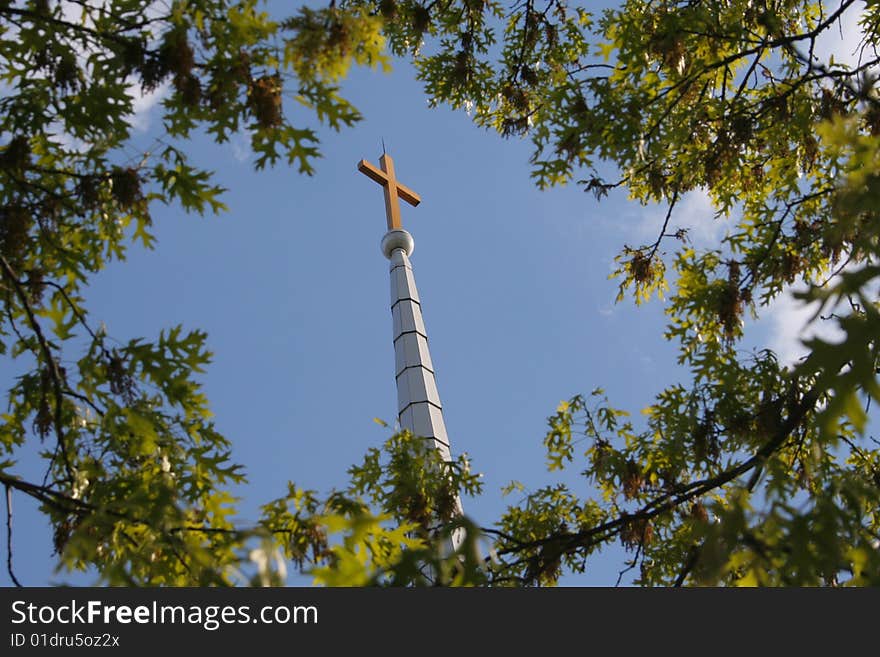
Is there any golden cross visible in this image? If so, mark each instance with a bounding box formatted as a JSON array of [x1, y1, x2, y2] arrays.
[[357, 153, 421, 230]]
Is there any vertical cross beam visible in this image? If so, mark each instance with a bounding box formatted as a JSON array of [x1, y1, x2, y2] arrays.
[[357, 154, 421, 230]]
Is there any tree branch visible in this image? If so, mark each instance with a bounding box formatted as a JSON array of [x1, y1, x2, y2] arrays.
[[673, 543, 701, 587], [493, 386, 819, 566], [0, 256, 75, 483]]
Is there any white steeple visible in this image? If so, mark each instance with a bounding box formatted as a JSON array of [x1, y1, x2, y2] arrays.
[[381, 229, 451, 460], [358, 154, 462, 538]]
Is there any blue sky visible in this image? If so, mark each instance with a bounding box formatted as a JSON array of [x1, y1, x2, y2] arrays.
[[2, 6, 863, 586]]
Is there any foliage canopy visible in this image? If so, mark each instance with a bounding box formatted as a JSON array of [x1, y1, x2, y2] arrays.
[[1, 0, 879, 585]]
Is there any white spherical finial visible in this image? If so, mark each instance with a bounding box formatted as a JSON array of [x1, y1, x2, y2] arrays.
[[381, 229, 415, 259]]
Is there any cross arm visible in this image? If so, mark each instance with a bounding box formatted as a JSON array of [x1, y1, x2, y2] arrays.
[[357, 159, 421, 207]]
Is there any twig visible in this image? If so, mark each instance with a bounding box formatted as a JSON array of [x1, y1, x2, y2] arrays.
[[648, 190, 680, 261], [5, 485, 23, 587], [615, 543, 641, 586]]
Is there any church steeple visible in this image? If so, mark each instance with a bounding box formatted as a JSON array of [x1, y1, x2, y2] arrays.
[[357, 153, 454, 469]]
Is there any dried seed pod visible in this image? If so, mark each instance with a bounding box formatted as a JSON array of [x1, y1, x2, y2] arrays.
[[622, 459, 645, 500], [111, 167, 142, 210], [161, 26, 194, 79], [0, 205, 31, 260], [1, 136, 31, 171], [248, 75, 283, 129], [691, 501, 709, 524], [620, 516, 653, 550]]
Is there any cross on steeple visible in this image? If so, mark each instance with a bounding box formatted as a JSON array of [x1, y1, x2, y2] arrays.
[[357, 153, 421, 230]]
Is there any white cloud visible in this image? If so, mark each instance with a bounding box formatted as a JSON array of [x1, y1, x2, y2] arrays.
[[762, 283, 844, 368], [754, 3, 870, 367], [56, 1, 169, 133], [230, 132, 253, 163], [619, 3, 871, 367], [128, 80, 169, 133], [762, 250, 880, 367], [813, 2, 867, 69], [8, 2, 170, 143], [633, 188, 727, 249]]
